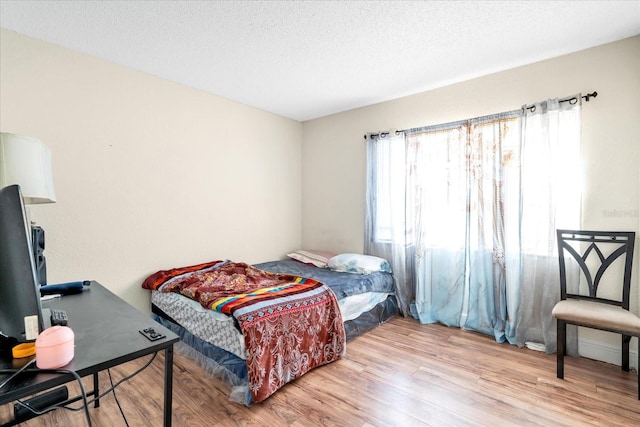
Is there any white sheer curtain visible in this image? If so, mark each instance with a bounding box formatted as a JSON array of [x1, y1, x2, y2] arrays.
[[365, 130, 415, 316], [513, 98, 582, 354], [365, 96, 582, 352], [406, 113, 521, 343]]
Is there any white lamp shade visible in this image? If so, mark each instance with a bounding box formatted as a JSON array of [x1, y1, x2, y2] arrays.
[[0, 133, 56, 204]]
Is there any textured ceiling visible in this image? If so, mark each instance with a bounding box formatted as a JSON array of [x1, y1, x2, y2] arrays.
[[1, 1, 639, 121]]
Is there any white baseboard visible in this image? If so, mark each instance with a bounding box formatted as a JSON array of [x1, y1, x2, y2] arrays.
[[579, 337, 639, 371]]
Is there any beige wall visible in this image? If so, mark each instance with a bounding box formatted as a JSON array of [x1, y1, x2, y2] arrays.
[[301, 36, 640, 365], [0, 29, 303, 312]]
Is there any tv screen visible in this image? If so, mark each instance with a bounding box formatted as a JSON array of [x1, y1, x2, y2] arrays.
[[0, 185, 45, 343]]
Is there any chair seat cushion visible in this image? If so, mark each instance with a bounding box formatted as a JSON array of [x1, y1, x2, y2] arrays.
[[552, 299, 640, 336]]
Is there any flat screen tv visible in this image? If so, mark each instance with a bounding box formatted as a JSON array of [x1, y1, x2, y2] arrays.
[[0, 184, 45, 344]]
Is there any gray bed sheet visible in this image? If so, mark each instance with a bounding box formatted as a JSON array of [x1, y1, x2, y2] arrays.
[[254, 259, 395, 299]]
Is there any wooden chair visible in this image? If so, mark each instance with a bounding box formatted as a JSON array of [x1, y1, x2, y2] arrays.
[[552, 229, 639, 399]]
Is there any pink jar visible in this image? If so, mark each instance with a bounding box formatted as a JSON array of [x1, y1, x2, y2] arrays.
[[35, 326, 74, 369]]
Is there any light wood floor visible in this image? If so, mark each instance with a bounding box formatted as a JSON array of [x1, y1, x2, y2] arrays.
[[1, 316, 639, 426]]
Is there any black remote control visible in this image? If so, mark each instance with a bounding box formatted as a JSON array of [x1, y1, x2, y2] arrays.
[[139, 327, 165, 341]]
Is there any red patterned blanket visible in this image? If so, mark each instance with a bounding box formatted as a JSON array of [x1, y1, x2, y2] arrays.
[[142, 260, 346, 402]]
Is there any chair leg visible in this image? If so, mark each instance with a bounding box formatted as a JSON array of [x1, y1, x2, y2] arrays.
[[557, 320, 566, 379], [636, 336, 639, 400], [622, 335, 630, 372]]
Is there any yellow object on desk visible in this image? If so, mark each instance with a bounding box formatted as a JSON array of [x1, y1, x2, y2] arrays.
[[12, 342, 36, 359]]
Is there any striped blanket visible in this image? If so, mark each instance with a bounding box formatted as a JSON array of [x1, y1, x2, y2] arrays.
[[142, 260, 346, 403]]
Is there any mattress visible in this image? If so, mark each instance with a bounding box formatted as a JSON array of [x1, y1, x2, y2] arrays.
[[151, 293, 398, 404], [148, 259, 398, 403], [151, 289, 392, 359]]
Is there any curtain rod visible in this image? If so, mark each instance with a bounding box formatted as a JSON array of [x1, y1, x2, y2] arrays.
[[364, 91, 598, 140], [522, 91, 597, 113]]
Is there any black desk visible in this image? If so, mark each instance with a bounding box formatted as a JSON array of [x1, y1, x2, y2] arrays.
[[0, 282, 179, 426]]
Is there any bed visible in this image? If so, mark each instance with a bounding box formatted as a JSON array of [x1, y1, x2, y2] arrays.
[[142, 252, 398, 404]]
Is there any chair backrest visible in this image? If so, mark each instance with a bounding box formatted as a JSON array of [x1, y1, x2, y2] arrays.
[[557, 230, 635, 309]]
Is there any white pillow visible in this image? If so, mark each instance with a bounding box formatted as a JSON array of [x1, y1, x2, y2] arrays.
[[328, 253, 392, 275], [286, 250, 334, 268]]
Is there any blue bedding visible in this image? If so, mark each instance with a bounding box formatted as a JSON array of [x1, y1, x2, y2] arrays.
[[254, 259, 395, 299]]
